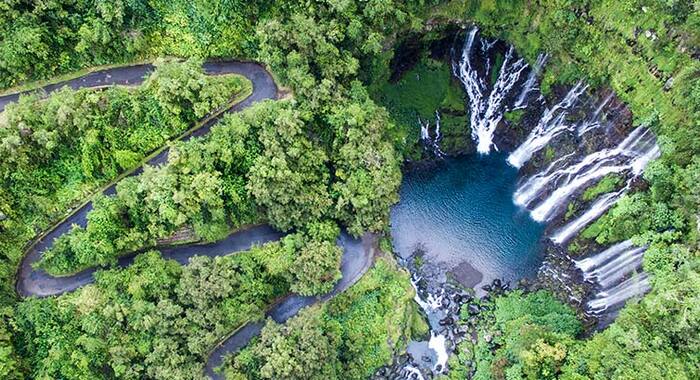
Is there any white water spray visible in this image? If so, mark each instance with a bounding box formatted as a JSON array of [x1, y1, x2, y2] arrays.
[[454, 27, 529, 154], [419, 111, 445, 157], [517, 126, 658, 222], [575, 240, 650, 315], [514, 53, 548, 108], [508, 82, 587, 168]]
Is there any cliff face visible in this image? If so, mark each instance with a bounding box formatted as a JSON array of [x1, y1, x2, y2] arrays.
[[398, 26, 658, 325]]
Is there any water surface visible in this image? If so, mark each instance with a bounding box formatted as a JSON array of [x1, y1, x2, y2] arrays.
[[391, 153, 545, 287]]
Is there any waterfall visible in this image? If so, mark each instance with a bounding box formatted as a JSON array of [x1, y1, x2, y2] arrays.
[[577, 93, 615, 136], [419, 111, 445, 157], [514, 53, 548, 109], [454, 27, 529, 154], [551, 189, 625, 244], [513, 152, 574, 207], [507, 82, 588, 168], [575, 240, 650, 315], [516, 126, 658, 222], [407, 277, 449, 375], [587, 273, 650, 313]]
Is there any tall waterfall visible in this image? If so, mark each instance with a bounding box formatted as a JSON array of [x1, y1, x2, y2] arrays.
[[575, 240, 650, 315], [507, 82, 587, 168], [453, 27, 529, 154], [514, 126, 659, 223]]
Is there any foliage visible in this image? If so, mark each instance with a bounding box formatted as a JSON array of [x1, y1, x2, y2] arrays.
[[369, 57, 470, 156], [0, 1, 280, 88], [15, 243, 294, 379], [582, 174, 623, 202], [226, 256, 416, 380], [561, 256, 700, 380], [39, 99, 264, 274], [455, 291, 581, 380], [246, 105, 333, 231], [330, 83, 402, 236]]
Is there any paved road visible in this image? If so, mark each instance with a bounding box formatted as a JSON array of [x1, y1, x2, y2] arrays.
[[8, 62, 376, 379], [12, 60, 278, 298], [204, 232, 377, 379]]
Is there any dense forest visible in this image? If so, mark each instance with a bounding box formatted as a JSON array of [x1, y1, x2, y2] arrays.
[[1, 0, 699, 379]]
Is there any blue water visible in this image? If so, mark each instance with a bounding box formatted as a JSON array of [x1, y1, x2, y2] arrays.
[[391, 153, 545, 287]]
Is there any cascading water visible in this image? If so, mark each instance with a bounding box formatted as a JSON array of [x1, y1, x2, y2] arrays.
[[419, 110, 445, 157], [550, 188, 626, 244], [574, 240, 650, 317], [577, 93, 615, 136], [453, 27, 529, 154], [507, 82, 588, 168], [514, 53, 548, 109], [514, 126, 659, 223], [403, 276, 449, 376]]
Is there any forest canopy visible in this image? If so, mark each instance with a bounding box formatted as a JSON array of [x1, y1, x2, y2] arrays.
[[1, 1, 699, 380]]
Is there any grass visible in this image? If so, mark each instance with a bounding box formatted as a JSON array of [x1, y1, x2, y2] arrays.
[[370, 57, 468, 154]]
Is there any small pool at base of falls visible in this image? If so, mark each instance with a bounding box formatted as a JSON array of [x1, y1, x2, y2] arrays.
[[391, 153, 545, 288]]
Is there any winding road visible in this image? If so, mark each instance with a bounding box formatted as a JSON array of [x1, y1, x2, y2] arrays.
[[7, 61, 376, 379]]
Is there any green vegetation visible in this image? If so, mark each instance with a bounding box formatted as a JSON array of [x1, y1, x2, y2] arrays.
[[448, 291, 582, 380], [224, 256, 417, 380], [15, 233, 338, 379], [582, 174, 623, 201], [1, 0, 700, 379], [0, 1, 279, 88], [504, 109, 525, 125], [370, 58, 470, 156]]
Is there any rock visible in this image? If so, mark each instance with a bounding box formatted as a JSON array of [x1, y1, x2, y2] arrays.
[[462, 293, 474, 303], [441, 297, 451, 308], [493, 279, 502, 288], [439, 317, 453, 326], [481, 284, 492, 292], [411, 374, 418, 380], [422, 355, 432, 363], [484, 334, 493, 343], [436, 364, 443, 373], [502, 282, 511, 291], [468, 303, 480, 315], [453, 294, 462, 304], [481, 295, 491, 303], [466, 360, 473, 368]]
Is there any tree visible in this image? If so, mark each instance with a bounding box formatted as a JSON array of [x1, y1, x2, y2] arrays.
[[247, 106, 332, 231], [330, 83, 402, 236], [249, 307, 341, 380]]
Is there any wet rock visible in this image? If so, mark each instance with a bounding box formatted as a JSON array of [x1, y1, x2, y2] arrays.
[[462, 293, 474, 303], [493, 279, 502, 288], [441, 297, 451, 308], [482, 284, 492, 292], [439, 316, 453, 326], [422, 355, 432, 363], [468, 303, 480, 315], [453, 294, 462, 304], [436, 364, 443, 372], [481, 295, 491, 303]]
